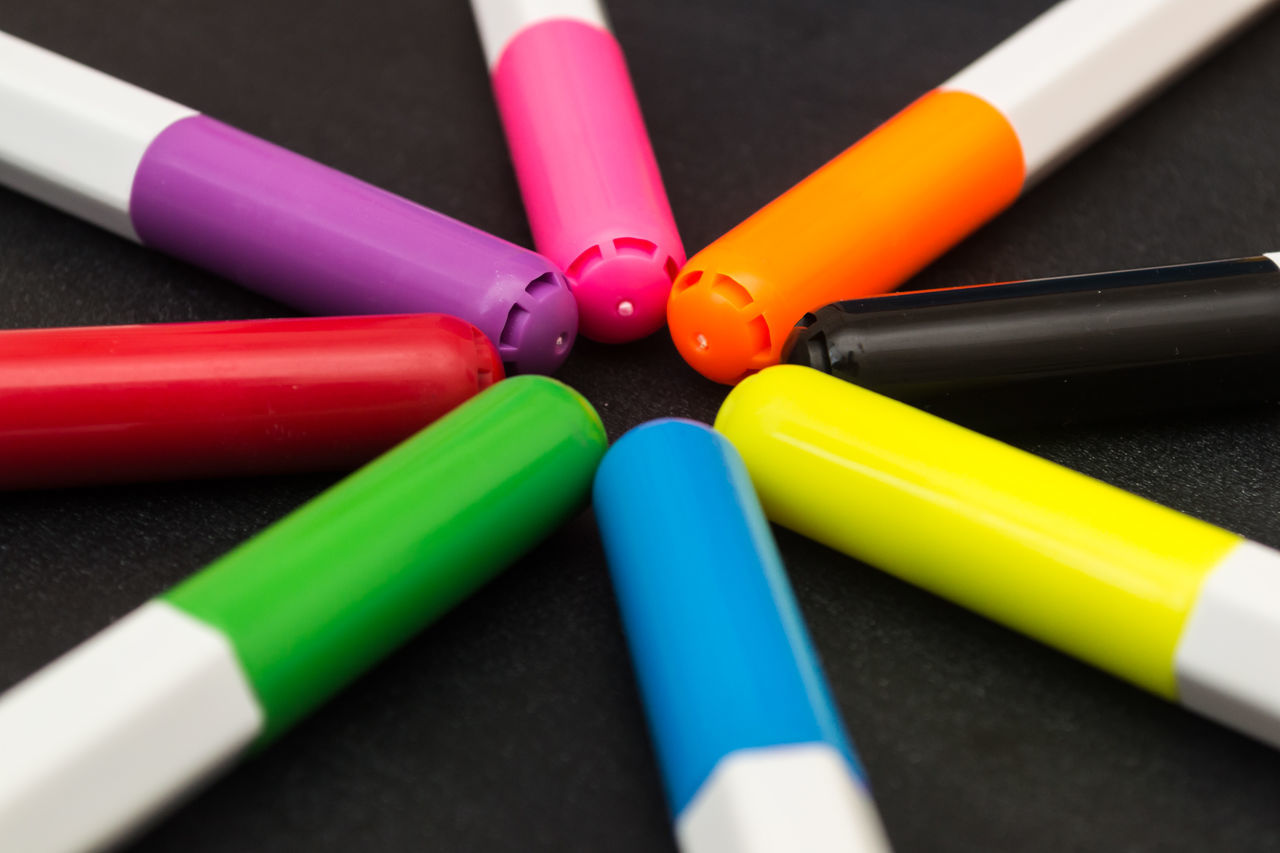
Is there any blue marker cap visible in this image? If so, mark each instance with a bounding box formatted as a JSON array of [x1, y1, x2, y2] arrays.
[[593, 418, 863, 816]]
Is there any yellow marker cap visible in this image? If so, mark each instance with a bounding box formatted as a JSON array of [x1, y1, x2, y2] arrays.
[[714, 365, 1241, 699]]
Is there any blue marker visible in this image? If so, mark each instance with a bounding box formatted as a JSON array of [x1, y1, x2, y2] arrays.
[[593, 419, 893, 852]]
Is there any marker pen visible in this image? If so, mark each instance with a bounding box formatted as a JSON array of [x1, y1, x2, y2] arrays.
[[0, 376, 606, 853], [0, 30, 577, 375], [785, 253, 1280, 426], [472, 0, 685, 343], [593, 419, 891, 853], [716, 366, 1280, 751], [668, 0, 1278, 383], [0, 313, 501, 489]]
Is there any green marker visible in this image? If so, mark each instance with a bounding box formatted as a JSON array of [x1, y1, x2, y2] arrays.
[[0, 376, 606, 853]]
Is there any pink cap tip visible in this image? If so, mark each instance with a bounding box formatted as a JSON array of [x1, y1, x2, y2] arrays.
[[567, 236, 679, 343]]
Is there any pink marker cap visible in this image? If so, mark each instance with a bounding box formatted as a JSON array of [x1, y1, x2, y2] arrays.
[[481, 6, 685, 343]]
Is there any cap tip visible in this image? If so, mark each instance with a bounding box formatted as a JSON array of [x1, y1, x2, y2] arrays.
[[498, 271, 579, 375], [667, 267, 779, 384], [567, 238, 681, 344]]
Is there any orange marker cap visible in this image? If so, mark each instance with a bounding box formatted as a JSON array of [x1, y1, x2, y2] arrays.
[[668, 89, 1026, 384]]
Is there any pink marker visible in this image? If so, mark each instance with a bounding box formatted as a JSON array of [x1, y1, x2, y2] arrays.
[[472, 0, 686, 344]]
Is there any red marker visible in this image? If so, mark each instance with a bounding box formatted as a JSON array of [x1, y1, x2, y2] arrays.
[[0, 314, 501, 488]]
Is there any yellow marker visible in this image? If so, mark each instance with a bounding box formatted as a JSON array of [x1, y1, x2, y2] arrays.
[[715, 366, 1280, 748]]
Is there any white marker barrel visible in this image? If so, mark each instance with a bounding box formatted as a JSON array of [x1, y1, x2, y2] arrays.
[[942, 0, 1275, 183], [0, 32, 193, 238]]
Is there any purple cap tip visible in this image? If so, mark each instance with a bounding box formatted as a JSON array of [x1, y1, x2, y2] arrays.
[[496, 271, 578, 375]]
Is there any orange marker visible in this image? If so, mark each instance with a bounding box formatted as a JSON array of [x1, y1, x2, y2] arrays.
[[668, 0, 1276, 383]]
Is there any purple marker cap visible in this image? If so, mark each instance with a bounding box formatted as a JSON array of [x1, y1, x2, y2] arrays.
[[130, 116, 577, 375]]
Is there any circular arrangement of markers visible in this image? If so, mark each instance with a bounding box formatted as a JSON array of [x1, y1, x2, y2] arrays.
[[1, 1, 1279, 851]]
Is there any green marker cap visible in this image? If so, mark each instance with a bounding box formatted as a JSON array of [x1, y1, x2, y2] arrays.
[[164, 376, 606, 744]]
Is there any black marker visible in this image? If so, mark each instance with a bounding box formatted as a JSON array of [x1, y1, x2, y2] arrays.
[[785, 255, 1280, 427]]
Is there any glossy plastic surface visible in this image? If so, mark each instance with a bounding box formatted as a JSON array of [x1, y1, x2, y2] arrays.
[[786, 256, 1280, 426], [668, 90, 1024, 384], [491, 19, 684, 343], [593, 419, 861, 816], [130, 116, 577, 375], [715, 366, 1241, 698], [164, 375, 607, 744], [0, 314, 501, 489]]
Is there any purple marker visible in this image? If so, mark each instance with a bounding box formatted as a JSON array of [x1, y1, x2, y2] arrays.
[[0, 30, 577, 375]]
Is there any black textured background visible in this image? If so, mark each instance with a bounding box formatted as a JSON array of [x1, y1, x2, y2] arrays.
[[3, 1, 1280, 850]]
